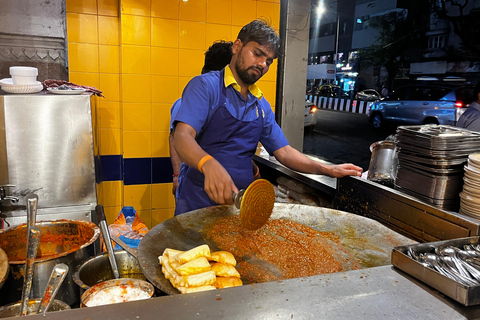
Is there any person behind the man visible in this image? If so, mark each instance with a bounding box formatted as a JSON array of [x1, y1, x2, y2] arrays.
[[457, 82, 480, 132], [172, 19, 363, 216], [170, 40, 234, 196]]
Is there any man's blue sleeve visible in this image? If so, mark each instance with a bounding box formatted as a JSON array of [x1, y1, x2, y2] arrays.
[[170, 98, 181, 132], [174, 76, 212, 135], [259, 100, 289, 154]]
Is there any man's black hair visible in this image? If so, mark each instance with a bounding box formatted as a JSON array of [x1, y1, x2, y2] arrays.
[[202, 40, 233, 74], [236, 19, 281, 58]]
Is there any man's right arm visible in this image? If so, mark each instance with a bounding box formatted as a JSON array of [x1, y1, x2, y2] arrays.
[[173, 122, 238, 205]]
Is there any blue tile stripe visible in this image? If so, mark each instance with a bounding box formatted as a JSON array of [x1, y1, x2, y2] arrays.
[[124, 158, 152, 185], [98, 155, 174, 185], [100, 155, 123, 181]]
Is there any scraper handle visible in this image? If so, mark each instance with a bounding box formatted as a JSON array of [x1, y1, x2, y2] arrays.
[[95, 205, 120, 279], [232, 189, 245, 209]]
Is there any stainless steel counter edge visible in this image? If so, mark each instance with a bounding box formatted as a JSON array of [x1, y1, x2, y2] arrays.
[[20, 265, 480, 319], [253, 154, 338, 196]]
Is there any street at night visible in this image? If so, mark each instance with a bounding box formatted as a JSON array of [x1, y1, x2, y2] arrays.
[[303, 109, 397, 171]]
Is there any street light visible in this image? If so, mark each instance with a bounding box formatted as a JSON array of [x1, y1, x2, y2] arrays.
[[316, 2, 325, 18], [312, 1, 340, 86]]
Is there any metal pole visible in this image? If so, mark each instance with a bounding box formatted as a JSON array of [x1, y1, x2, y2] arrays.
[[334, 14, 340, 85]]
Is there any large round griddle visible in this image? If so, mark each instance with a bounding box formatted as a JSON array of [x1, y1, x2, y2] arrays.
[[137, 203, 415, 295]]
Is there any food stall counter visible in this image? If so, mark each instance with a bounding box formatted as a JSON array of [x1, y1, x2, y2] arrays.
[[17, 265, 479, 319]]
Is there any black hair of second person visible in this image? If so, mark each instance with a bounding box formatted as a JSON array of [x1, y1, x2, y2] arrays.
[[236, 19, 281, 59], [474, 81, 480, 99], [201, 40, 233, 74]]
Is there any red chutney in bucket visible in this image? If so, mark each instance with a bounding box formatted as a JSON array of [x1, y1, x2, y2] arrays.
[[0, 220, 100, 264]]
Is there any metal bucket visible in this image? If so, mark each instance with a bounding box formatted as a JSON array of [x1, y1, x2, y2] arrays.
[[73, 250, 146, 295], [367, 140, 398, 185], [80, 278, 154, 308], [0, 299, 70, 317], [0, 220, 100, 307]]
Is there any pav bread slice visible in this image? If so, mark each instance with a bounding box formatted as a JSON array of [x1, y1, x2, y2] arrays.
[[177, 285, 216, 294], [175, 257, 211, 276], [176, 244, 211, 264], [163, 248, 184, 260], [211, 262, 241, 278], [183, 270, 217, 287], [159, 255, 186, 287], [214, 276, 243, 289], [210, 251, 237, 266]]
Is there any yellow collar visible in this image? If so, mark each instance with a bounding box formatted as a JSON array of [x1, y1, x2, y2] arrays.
[[224, 65, 263, 99]]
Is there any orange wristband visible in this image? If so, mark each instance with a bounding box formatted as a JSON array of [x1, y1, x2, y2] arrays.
[[197, 155, 213, 173], [253, 166, 260, 178]]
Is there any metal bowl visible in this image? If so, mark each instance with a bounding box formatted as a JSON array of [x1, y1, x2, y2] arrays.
[[0, 220, 100, 307], [80, 278, 154, 307], [0, 298, 70, 317], [73, 250, 146, 294]]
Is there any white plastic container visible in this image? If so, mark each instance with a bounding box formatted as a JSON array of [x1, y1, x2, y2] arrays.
[[9, 66, 38, 85]]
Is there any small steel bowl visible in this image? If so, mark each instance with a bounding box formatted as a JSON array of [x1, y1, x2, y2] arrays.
[[0, 299, 70, 317]]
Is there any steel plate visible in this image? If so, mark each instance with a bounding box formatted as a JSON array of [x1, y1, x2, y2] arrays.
[[137, 203, 415, 295]]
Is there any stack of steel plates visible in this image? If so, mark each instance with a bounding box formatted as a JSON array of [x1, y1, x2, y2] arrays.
[[459, 154, 480, 217], [394, 125, 480, 211]]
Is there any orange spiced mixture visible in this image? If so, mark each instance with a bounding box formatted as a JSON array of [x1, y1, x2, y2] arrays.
[[204, 216, 361, 284]]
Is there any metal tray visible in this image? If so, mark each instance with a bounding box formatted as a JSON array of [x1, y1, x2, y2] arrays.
[[397, 143, 480, 158], [392, 236, 480, 306], [398, 159, 464, 175], [395, 166, 463, 199], [398, 152, 467, 166], [398, 125, 480, 140], [394, 185, 459, 210], [397, 125, 480, 154]]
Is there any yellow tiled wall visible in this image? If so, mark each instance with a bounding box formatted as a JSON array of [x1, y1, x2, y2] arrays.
[[66, 0, 280, 228]]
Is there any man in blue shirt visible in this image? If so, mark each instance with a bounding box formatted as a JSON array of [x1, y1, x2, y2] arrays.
[[173, 19, 363, 215], [457, 82, 480, 132]]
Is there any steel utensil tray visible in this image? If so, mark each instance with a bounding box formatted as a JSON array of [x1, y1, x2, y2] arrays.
[[392, 236, 480, 306]]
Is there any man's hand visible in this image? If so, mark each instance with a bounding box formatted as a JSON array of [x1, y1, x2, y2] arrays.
[[201, 158, 238, 205], [172, 176, 179, 195], [328, 163, 363, 178]]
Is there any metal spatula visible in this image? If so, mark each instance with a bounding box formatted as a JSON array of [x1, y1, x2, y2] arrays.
[[96, 205, 120, 279], [36, 263, 68, 315], [233, 179, 275, 230]]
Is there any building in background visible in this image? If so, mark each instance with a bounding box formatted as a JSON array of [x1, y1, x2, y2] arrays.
[[308, 0, 480, 94]]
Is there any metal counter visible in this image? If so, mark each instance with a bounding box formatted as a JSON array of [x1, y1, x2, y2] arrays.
[[335, 176, 480, 242], [253, 154, 480, 243], [253, 154, 337, 196], [20, 265, 480, 320]]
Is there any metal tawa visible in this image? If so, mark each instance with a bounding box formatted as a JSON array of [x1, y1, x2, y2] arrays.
[[233, 179, 275, 230]]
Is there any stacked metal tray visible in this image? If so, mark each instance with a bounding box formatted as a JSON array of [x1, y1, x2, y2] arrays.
[[394, 125, 480, 210], [392, 236, 480, 306]]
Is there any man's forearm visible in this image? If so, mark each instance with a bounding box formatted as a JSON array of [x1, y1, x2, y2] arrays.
[[273, 145, 332, 175], [169, 133, 182, 174], [174, 130, 209, 170]]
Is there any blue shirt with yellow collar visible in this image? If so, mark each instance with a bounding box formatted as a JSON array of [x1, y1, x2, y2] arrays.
[[173, 65, 288, 154]]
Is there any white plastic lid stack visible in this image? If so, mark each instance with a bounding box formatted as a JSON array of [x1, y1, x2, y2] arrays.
[[9, 66, 38, 85]]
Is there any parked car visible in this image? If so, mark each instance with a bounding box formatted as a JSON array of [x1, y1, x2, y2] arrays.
[[304, 99, 318, 132], [367, 83, 475, 129], [317, 84, 349, 98], [355, 89, 381, 101]]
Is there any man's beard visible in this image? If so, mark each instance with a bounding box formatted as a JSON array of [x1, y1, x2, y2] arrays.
[[236, 65, 263, 85], [235, 55, 264, 85]]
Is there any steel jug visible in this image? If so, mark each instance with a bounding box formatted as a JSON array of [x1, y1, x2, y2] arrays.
[[367, 140, 398, 186]]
